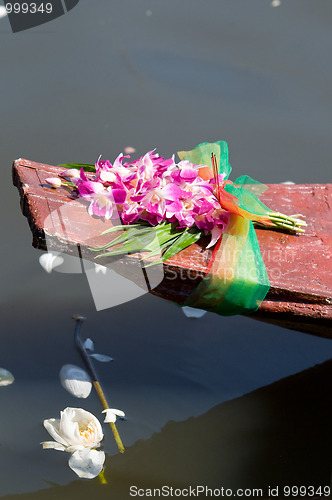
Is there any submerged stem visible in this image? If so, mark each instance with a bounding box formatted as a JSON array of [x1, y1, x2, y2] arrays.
[[73, 315, 125, 454]]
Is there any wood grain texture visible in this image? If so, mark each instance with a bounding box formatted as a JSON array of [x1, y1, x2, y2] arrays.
[[12, 158, 332, 338]]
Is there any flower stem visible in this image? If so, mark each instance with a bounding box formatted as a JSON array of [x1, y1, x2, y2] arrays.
[[73, 315, 125, 454], [267, 212, 307, 232], [98, 468, 107, 485]]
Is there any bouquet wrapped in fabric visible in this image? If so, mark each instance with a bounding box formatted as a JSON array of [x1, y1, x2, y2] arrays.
[[52, 141, 306, 316]]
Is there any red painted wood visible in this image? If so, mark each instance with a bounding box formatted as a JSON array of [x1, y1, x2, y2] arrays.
[[12, 158, 332, 338]]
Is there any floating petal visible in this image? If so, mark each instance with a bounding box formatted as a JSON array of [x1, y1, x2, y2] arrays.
[[59, 364, 92, 399], [68, 449, 105, 479], [181, 306, 207, 319], [0, 6, 7, 19], [94, 264, 107, 274], [89, 353, 113, 363], [39, 252, 64, 273], [41, 441, 66, 451], [83, 338, 94, 351], [102, 408, 125, 423], [0, 368, 14, 386]]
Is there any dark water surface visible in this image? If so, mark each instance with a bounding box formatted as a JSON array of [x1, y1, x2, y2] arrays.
[[1, 0, 332, 497]]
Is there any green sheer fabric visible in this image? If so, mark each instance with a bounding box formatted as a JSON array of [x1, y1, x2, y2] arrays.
[[178, 141, 270, 316]]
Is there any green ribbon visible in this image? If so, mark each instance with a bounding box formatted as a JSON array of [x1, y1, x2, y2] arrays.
[[178, 141, 270, 316]]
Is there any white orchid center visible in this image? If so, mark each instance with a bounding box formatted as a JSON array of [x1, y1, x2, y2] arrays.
[[78, 421, 98, 445]]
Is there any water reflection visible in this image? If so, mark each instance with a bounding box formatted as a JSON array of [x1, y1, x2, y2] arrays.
[[2, 360, 331, 499]]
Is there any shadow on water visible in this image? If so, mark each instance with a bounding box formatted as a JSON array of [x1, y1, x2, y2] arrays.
[[3, 359, 331, 500]]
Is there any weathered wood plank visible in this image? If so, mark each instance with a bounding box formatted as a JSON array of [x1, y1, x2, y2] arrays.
[[12, 158, 332, 338]]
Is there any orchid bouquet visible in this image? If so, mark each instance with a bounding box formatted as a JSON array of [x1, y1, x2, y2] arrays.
[[56, 142, 305, 266]]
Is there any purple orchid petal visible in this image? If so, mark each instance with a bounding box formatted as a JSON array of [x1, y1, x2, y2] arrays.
[[140, 210, 162, 226], [179, 167, 198, 183], [165, 200, 183, 214], [111, 188, 127, 204], [77, 180, 100, 197], [206, 226, 224, 249], [162, 183, 187, 201]]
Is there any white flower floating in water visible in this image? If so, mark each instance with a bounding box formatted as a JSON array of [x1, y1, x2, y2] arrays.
[[102, 408, 126, 423], [41, 407, 105, 479], [59, 364, 92, 399]]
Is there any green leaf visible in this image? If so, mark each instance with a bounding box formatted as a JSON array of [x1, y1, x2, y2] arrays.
[[59, 163, 95, 172], [101, 224, 147, 235], [143, 258, 164, 268], [144, 227, 183, 251], [142, 240, 171, 260], [95, 227, 165, 257], [92, 225, 158, 251], [161, 228, 203, 262], [93, 222, 203, 262]]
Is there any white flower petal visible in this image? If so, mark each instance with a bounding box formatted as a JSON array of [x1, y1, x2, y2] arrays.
[[68, 449, 105, 479], [43, 419, 69, 447], [66, 444, 86, 453], [39, 252, 64, 273], [59, 409, 83, 447], [41, 441, 66, 451], [102, 408, 125, 423], [0, 368, 15, 386], [60, 408, 104, 448], [103, 412, 116, 423], [89, 353, 113, 362], [82, 338, 94, 352], [0, 6, 8, 19], [94, 264, 107, 274], [181, 306, 207, 319], [59, 364, 92, 399]]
